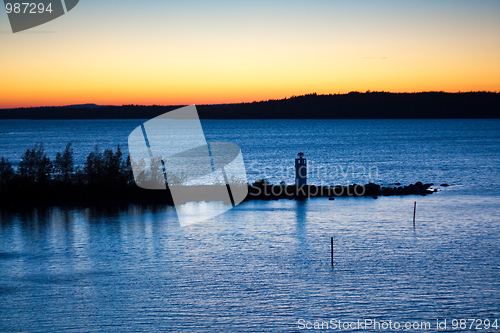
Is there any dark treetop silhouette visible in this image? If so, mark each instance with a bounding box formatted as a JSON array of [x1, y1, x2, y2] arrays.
[[1, 92, 499, 119]]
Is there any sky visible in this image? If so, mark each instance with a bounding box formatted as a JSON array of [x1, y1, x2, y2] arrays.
[[0, 0, 499, 108]]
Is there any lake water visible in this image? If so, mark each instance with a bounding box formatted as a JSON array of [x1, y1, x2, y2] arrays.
[[0, 119, 499, 332]]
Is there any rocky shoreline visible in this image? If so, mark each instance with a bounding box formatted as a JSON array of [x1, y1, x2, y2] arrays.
[[245, 182, 436, 201]]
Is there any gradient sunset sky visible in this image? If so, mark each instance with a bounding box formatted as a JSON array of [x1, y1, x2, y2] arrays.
[[0, 0, 499, 108]]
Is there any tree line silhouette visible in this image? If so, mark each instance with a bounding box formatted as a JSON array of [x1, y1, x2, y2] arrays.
[[0, 143, 133, 188], [1, 92, 498, 119], [0, 143, 162, 207]]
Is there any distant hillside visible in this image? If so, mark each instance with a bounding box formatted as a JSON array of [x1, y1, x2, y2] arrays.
[[1, 92, 499, 119]]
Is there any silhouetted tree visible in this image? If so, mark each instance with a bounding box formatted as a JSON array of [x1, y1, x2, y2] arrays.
[[102, 145, 122, 184], [121, 155, 134, 185], [54, 143, 74, 184], [83, 145, 128, 186], [132, 156, 167, 187], [18, 143, 52, 185], [83, 146, 103, 185], [0, 157, 14, 187]]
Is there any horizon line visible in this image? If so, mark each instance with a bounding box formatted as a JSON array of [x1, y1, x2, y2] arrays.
[[2, 90, 499, 110]]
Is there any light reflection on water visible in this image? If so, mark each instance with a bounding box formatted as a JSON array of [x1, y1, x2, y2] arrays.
[[1, 194, 499, 332]]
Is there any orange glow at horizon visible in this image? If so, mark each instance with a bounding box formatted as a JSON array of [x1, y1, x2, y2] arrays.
[[0, 1, 499, 109]]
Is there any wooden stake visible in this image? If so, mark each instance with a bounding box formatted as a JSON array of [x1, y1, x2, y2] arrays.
[[413, 201, 417, 228], [331, 237, 334, 266]]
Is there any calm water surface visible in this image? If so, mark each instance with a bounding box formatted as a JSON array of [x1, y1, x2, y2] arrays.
[[0, 119, 499, 332]]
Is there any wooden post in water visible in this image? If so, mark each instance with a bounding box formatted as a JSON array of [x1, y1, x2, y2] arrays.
[[413, 201, 417, 228], [331, 237, 334, 267]]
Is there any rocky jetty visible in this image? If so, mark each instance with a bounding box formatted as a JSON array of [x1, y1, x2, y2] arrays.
[[0, 182, 436, 209], [245, 181, 436, 201]]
